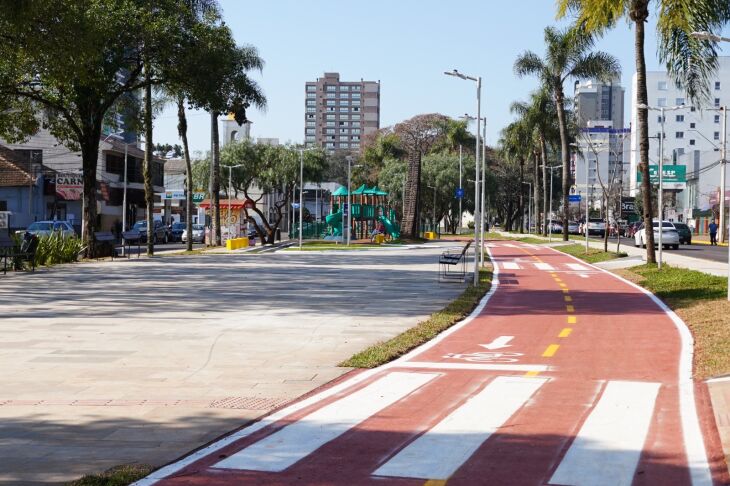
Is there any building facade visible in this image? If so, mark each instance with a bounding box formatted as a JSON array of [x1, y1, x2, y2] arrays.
[[574, 79, 625, 129], [629, 56, 730, 221], [305, 72, 380, 152]]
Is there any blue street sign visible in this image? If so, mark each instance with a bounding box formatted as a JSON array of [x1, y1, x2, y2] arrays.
[[568, 195, 582, 203], [292, 203, 300, 209], [455, 188, 465, 199]]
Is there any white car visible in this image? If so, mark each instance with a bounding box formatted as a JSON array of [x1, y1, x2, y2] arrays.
[[634, 221, 680, 249], [18, 221, 76, 238], [182, 224, 205, 243]]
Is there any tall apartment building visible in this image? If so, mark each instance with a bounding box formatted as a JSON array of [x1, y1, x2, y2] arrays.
[[305, 72, 380, 152], [629, 56, 730, 220], [574, 79, 625, 129]]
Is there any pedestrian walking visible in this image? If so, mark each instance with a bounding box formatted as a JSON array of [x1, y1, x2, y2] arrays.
[[709, 219, 718, 245]]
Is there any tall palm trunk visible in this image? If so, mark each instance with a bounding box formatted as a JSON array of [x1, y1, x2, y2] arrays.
[[633, 2, 656, 262], [143, 69, 154, 256], [554, 87, 570, 241], [518, 158, 525, 233], [533, 151, 540, 234], [209, 111, 221, 246], [177, 97, 193, 252], [401, 150, 421, 239], [540, 134, 549, 235]]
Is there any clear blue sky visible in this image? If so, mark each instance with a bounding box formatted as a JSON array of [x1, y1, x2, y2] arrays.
[[153, 0, 728, 156]]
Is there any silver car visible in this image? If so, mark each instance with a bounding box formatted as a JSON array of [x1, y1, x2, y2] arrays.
[[634, 221, 680, 249], [19, 221, 76, 238], [182, 224, 205, 243]]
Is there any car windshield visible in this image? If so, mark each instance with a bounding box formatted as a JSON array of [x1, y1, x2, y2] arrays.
[[133, 221, 147, 229], [27, 222, 53, 231], [674, 223, 689, 230], [172, 223, 185, 230], [193, 224, 204, 230], [651, 222, 675, 228]]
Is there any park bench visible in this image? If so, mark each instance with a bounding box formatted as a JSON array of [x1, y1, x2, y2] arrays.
[[121, 229, 141, 258], [2, 232, 38, 275], [93, 231, 118, 259], [438, 240, 472, 282]]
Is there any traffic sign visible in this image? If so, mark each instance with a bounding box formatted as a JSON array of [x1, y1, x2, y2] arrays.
[[568, 195, 582, 203], [455, 187, 465, 199]]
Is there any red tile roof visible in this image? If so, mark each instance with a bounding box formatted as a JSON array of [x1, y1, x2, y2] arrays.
[[0, 145, 34, 187]]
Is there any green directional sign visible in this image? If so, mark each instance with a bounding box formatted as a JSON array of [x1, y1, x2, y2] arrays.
[[636, 165, 686, 189], [192, 192, 205, 203]]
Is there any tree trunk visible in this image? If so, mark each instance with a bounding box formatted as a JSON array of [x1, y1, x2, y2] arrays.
[[540, 135, 549, 236], [518, 158, 524, 233], [555, 86, 571, 241], [210, 111, 221, 246], [177, 97, 194, 252], [401, 150, 421, 239], [143, 73, 154, 256], [533, 151, 540, 234], [633, 4, 656, 262], [80, 132, 101, 257]]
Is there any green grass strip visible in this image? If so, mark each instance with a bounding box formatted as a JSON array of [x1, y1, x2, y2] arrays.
[[340, 268, 492, 368], [67, 464, 153, 486], [556, 243, 627, 263]]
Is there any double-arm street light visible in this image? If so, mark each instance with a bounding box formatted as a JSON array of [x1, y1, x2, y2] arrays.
[[637, 103, 691, 269], [445, 69, 482, 285], [463, 114, 487, 265]]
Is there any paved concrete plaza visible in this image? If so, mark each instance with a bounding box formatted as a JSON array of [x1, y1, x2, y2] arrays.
[[0, 243, 467, 484]]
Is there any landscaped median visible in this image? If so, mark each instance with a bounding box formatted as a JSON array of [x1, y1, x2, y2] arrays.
[[340, 268, 492, 368]]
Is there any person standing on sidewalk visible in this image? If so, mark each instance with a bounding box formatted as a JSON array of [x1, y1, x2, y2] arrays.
[[709, 219, 718, 245]]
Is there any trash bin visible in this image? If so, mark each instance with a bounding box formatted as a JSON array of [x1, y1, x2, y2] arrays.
[[275, 228, 281, 241]]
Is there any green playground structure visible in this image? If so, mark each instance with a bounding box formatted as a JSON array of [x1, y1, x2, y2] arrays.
[[323, 184, 399, 241]]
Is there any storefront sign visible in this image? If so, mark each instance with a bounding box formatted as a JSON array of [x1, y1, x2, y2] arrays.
[[636, 165, 686, 189], [56, 173, 83, 200], [164, 190, 185, 200]]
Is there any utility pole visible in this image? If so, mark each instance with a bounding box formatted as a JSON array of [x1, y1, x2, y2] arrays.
[[720, 106, 727, 244], [459, 144, 463, 234]]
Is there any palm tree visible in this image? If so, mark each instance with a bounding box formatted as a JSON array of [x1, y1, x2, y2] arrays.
[[510, 89, 561, 235], [515, 26, 620, 241], [501, 121, 533, 233], [557, 0, 730, 262]]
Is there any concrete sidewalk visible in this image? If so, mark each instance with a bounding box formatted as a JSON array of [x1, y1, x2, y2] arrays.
[[0, 243, 465, 484]]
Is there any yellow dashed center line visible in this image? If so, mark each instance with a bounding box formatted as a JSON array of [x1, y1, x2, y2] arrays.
[[559, 283, 568, 289], [562, 288, 570, 294], [524, 370, 541, 377], [559, 328, 573, 338], [542, 344, 560, 357], [424, 480, 448, 486], [564, 296, 572, 302], [568, 316, 577, 324], [554, 277, 563, 283], [550, 273, 557, 278], [566, 305, 575, 313]]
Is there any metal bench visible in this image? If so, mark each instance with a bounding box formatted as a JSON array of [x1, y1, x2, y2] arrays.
[[438, 241, 472, 282], [93, 231, 118, 259], [121, 229, 141, 258], [2, 232, 38, 275]]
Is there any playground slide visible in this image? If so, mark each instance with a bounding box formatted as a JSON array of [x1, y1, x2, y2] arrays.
[[326, 211, 342, 236], [378, 215, 400, 239]]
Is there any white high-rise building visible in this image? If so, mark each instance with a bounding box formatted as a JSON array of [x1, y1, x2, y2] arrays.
[[629, 56, 730, 220]]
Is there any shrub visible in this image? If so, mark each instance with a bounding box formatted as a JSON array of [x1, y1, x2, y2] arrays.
[[34, 232, 86, 266]]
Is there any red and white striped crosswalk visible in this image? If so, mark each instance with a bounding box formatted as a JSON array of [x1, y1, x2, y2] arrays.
[[136, 242, 728, 486]]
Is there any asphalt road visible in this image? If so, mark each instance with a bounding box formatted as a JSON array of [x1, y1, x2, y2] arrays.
[[582, 234, 729, 262]]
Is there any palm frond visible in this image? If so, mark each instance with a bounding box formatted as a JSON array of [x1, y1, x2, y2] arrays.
[[514, 51, 546, 78], [567, 51, 621, 82]]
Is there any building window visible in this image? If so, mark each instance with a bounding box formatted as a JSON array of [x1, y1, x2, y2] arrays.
[[658, 81, 667, 90], [339, 92, 349, 99], [306, 85, 316, 92], [351, 129, 361, 135], [352, 92, 361, 99], [657, 115, 665, 123], [326, 122, 335, 127], [307, 114, 315, 120], [326, 100, 336, 106], [326, 142, 335, 148], [306, 128, 315, 135], [326, 129, 335, 134], [340, 143, 349, 149], [340, 85, 350, 91], [351, 136, 360, 141], [352, 121, 361, 128], [675, 97, 685, 105], [689, 139, 695, 145], [305, 135, 315, 142], [339, 100, 349, 105], [326, 85, 336, 92], [339, 128, 348, 134], [675, 131, 684, 139], [306, 107, 316, 113], [716, 81, 721, 90], [339, 107, 349, 112], [326, 114, 335, 120], [326, 93, 336, 99], [326, 107, 335, 112], [715, 98, 721, 108], [306, 121, 315, 127], [715, 132, 720, 140], [352, 85, 361, 91], [306, 92, 315, 99], [691, 106, 696, 112], [715, 114, 721, 123], [675, 115, 684, 122], [339, 136, 349, 142], [690, 122, 695, 128], [352, 107, 360, 112], [306, 100, 315, 106], [657, 98, 667, 107]]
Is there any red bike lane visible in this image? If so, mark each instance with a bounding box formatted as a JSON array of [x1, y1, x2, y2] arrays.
[[137, 241, 728, 486]]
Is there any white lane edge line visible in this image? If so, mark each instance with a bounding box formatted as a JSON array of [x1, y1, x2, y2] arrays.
[[133, 245, 504, 485], [397, 362, 551, 372], [545, 246, 715, 486]]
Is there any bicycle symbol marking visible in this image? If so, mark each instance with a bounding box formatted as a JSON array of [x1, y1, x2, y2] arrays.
[[444, 351, 524, 363]]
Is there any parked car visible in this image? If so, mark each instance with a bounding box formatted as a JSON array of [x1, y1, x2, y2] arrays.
[[170, 222, 186, 242], [548, 222, 563, 233], [634, 221, 680, 249], [584, 218, 606, 237], [567, 221, 580, 234], [182, 224, 205, 243], [132, 220, 169, 244], [671, 222, 692, 244], [18, 220, 76, 238]]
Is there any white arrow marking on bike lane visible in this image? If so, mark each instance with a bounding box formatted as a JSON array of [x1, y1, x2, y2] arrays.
[[479, 336, 514, 350]]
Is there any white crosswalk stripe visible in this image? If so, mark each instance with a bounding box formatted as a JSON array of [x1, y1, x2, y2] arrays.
[[549, 381, 660, 486], [567, 263, 590, 271], [534, 262, 554, 271], [500, 261, 520, 270], [374, 376, 548, 480], [214, 372, 438, 472]]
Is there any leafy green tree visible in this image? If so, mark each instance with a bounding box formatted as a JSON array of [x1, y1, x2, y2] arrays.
[[557, 0, 730, 261], [514, 26, 620, 241], [500, 121, 533, 232], [220, 140, 327, 244]]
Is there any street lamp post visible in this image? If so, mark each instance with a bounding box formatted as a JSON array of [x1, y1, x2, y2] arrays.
[[427, 185, 437, 233], [344, 156, 362, 246], [223, 164, 245, 242], [543, 165, 561, 242], [298, 147, 316, 250], [446, 69, 481, 283], [464, 114, 488, 263], [459, 145, 463, 233], [637, 103, 689, 269]]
